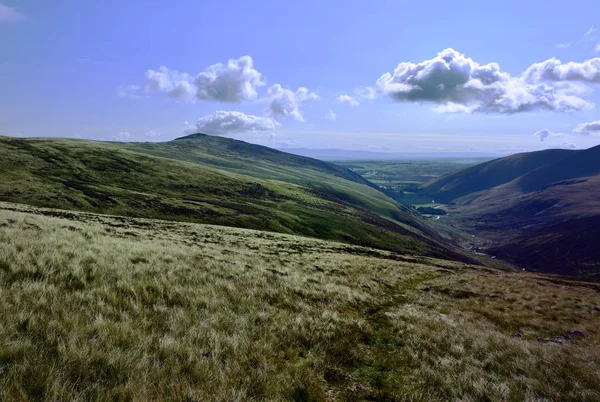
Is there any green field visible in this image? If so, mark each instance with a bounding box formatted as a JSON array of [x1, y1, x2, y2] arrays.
[[0, 202, 599, 401], [335, 159, 488, 205]]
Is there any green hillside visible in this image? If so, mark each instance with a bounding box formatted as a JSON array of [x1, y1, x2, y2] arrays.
[[0, 135, 467, 261], [119, 133, 416, 224]]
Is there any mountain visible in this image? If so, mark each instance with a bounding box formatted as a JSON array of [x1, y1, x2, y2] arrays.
[[420, 148, 575, 203], [419, 145, 600, 276], [0, 134, 473, 263]]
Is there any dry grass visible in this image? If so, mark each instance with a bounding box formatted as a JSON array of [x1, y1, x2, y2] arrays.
[[0, 201, 599, 401]]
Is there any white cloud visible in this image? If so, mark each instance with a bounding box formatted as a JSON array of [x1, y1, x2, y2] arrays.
[[265, 84, 318, 122], [432, 103, 476, 114], [573, 120, 600, 136], [190, 111, 280, 135], [582, 26, 597, 42], [336, 87, 377, 107], [336, 94, 360, 106], [523, 57, 600, 83], [533, 129, 562, 142], [194, 56, 264, 102], [596, 43, 600, 53], [562, 143, 578, 150], [556, 42, 572, 49], [355, 86, 377, 100], [375, 48, 594, 114], [0, 3, 26, 23], [144, 56, 265, 103], [324, 109, 337, 121], [145, 67, 195, 101]]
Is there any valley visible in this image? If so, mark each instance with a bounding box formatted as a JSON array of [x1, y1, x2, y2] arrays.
[[416, 146, 600, 277], [1, 134, 599, 400]]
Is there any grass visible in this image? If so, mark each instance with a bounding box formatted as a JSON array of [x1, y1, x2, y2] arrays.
[[0, 135, 472, 262], [1, 201, 599, 401]]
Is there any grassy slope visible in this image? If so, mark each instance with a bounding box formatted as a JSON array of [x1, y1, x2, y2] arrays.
[[1, 202, 599, 401], [419, 149, 575, 203], [0, 136, 466, 261], [119, 133, 417, 224]]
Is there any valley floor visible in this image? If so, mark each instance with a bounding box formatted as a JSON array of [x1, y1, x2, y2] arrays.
[[0, 201, 599, 401]]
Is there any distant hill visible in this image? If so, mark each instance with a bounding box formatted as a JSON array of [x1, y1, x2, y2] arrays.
[[0, 135, 474, 263], [280, 147, 508, 161], [420, 148, 575, 203], [420, 145, 600, 276]]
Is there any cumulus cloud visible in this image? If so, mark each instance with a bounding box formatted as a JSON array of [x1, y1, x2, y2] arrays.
[[336, 95, 360, 106], [562, 143, 578, 150], [144, 56, 265, 103], [0, 3, 26, 22], [265, 84, 318, 121], [533, 129, 562, 142], [145, 67, 195, 100], [324, 109, 337, 121], [523, 58, 600, 83], [190, 111, 279, 136], [573, 120, 600, 136], [375, 48, 594, 114]]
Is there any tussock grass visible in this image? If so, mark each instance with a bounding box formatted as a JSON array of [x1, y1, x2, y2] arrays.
[[0, 201, 599, 401]]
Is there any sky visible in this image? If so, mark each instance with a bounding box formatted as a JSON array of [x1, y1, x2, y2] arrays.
[[1, 0, 600, 153]]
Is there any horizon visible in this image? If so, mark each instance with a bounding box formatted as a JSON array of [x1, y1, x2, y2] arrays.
[[1, 0, 600, 153]]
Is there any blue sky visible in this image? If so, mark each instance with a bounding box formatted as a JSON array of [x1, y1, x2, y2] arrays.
[[1, 0, 599, 153]]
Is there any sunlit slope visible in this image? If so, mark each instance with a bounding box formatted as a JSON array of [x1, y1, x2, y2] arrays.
[[0, 136, 465, 260], [120, 133, 418, 224]]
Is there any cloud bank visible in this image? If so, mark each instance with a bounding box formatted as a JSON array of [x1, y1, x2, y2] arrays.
[[375, 48, 594, 114], [189, 111, 279, 135]]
